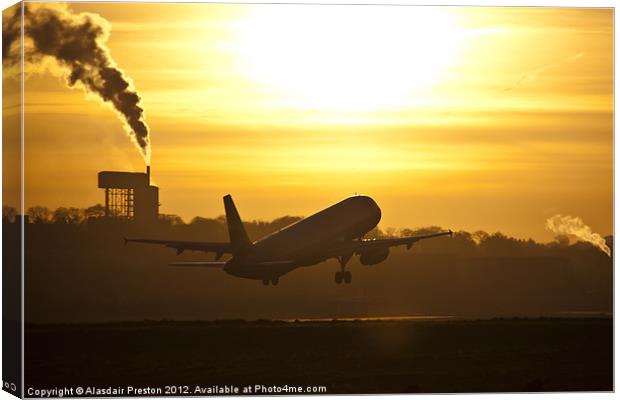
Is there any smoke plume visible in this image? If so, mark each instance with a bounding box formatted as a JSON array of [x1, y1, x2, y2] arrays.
[[546, 214, 611, 257], [3, 4, 151, 163]]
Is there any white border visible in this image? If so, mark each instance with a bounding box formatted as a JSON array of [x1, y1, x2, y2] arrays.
[[0, 1, 616, 400]]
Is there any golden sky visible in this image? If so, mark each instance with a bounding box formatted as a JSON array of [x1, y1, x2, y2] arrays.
[[3, 4, 613, 240]]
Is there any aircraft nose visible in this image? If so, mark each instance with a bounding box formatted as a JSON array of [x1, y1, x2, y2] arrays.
[[368, 197, 382, 225], [355, 195, 381, 225]]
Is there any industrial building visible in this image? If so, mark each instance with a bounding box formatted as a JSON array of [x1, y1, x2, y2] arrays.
[[97, 166, 159, 223]]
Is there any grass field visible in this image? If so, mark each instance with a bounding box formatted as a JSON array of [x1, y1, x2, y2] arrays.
[[25, 318, 612, 394]]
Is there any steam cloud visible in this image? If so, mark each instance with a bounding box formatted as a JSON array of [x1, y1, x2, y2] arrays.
[[546, 214, 611, 257], [3, 4, 151, 163]]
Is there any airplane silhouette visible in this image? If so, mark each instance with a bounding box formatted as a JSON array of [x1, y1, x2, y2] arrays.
[[126, 195, 452, 285]]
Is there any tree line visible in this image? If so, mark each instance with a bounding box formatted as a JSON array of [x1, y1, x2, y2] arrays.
[[2, 204, 301, 228], [3, 204, 613, 258]]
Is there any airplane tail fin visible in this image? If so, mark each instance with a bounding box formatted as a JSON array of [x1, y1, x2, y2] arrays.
[[223, 194, 252, 256]]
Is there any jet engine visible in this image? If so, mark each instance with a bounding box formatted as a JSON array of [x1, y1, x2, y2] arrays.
[[359, 248, 389, 265]]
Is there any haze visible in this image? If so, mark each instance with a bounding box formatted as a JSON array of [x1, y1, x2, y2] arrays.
[[3, 4, 612, 241]]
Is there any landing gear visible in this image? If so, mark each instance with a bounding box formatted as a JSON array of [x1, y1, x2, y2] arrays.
[[335, 270, 352, 285], [338, 253, 353, 269], [262, 277, 280, 286], [335, 253, 353, 285], [343, 270, 352, 284]]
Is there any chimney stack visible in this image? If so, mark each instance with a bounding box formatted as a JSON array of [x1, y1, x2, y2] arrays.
[[146, 165, 151, 185]]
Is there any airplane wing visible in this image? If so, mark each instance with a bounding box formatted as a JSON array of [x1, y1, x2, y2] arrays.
[[125, 238, 232, 257], [329, 230, 453, 255], [357, 230, 453, 251]]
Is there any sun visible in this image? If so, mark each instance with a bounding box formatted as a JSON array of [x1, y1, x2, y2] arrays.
[[232, 5, 468, 114]]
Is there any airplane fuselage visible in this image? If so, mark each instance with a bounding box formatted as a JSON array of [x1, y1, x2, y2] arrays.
[[224, 196, 381, 280]]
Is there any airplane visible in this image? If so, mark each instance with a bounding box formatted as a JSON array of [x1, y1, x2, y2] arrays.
[[126, 195, 452, 285]]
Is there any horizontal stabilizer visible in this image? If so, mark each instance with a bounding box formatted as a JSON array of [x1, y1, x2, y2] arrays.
[[169, 261, 226, 268], [125, 238, 232, 254]]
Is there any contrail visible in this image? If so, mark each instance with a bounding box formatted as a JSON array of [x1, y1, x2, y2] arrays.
[[3, 3, 151, 164], [546, 214, 611, 257]]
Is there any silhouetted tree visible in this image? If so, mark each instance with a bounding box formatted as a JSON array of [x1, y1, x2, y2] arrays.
[[408, 226, 443, 236], [270, 216, 303, 231], [478, 232, 525, 256], [28, 206, 51, 223], [472, 230, 490, 245], [384, 227, 398, 238], [3, 206, 17, 222], [553, 235, 571, 247], [364, 226, 385, 239], [190, 216, 220, 226], [52, 207, 83, 224], [84, 204, 106, 219], [159, 214, 184, 226], [190, 217, 225, 232]]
